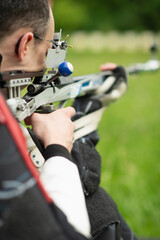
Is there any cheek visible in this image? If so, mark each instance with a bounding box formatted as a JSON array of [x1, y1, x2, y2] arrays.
[[35, 49, 47, 69], [34, 43, 50, 69]]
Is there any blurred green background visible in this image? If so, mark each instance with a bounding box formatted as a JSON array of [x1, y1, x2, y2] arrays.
[[53, 0, 160, 33], [51, 0, 160, 237]]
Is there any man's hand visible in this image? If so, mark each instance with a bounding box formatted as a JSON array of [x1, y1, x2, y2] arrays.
[[100, 62, 117, 71], [25, 107, 76, 152]]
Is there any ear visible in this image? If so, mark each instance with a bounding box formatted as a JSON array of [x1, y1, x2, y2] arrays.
[[17, 32, 34, 61]]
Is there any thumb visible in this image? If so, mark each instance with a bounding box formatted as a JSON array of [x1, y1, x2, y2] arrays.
[[62, 107, 76, 118]]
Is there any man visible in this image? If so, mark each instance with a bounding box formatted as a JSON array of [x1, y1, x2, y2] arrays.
[[0, 1, 137, 240], [0, 0, 90, 239]]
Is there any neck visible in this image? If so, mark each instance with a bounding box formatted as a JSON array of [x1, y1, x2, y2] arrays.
[[0, 56, 21, 72]]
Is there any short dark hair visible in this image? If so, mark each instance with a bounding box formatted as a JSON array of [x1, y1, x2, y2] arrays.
[[0, 0, 50, 41]]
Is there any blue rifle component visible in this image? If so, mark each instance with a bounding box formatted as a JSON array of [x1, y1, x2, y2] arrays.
[[58, 62, 73, 77]]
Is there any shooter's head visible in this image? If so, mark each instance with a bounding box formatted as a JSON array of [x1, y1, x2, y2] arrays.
[[0, 0, 55, 72]]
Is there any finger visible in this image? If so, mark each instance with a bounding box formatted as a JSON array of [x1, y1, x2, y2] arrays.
[[25, 113, 41, 125], [100, 62, 117, 71], [62, 107, 76, 118]]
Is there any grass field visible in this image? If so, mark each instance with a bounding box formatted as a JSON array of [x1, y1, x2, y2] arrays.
[[68, 49, 160, 237]]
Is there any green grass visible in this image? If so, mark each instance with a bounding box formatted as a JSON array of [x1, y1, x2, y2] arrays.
[[68, 49, 160, 237]]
